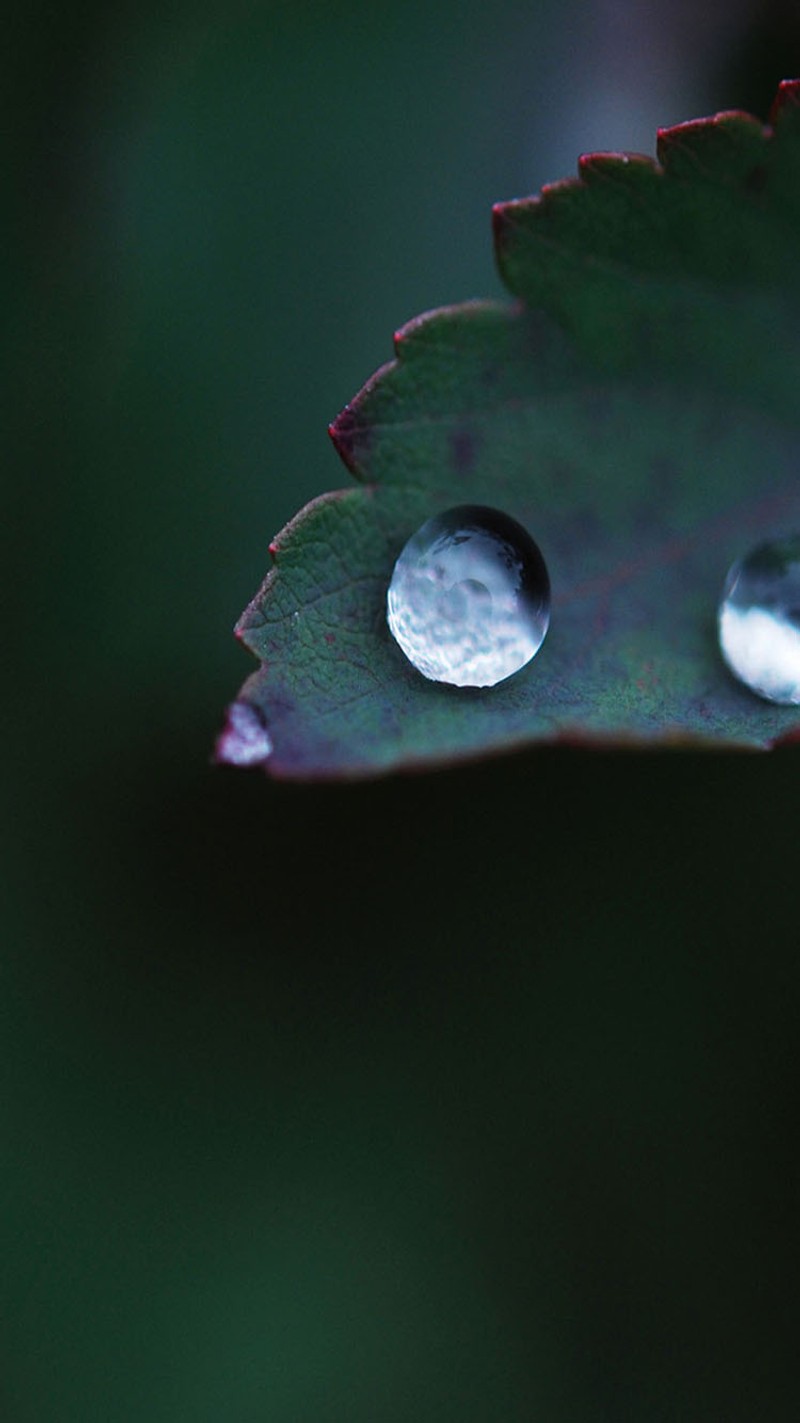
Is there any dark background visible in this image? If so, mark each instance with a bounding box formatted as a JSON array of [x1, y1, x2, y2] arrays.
[[6, 3, 800, 1418]]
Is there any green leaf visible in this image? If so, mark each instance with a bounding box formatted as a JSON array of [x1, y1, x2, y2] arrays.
[[219, 81, 800, 779]]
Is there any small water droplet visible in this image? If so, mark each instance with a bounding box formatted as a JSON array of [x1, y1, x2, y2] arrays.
[[718, 535, 800, 704], [216, 702, 273, 766], [386, 505, 550, 687]]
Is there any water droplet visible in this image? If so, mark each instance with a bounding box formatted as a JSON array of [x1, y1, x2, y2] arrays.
[[386, 505, 550, 687], [718, 535, 800, 704], [216, 702, 273, 766]]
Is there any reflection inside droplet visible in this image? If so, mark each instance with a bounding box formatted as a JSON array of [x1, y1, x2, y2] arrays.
[[718, 535, 800, 704], [216, 702, 273, 766], [386, 505, 550, 688]]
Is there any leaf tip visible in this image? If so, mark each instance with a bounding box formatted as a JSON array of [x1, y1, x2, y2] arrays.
[[492, 198, 535, 272], [770, 78, 800, 125], [491, 199, 514, 248], [577, 150, 656, 179], [328, 406, 360, 472]]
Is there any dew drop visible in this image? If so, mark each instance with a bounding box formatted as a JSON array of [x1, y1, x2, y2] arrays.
[[718, 535, 800, 704], [386, 505, 550, 687], [216, 702, 273, 766]]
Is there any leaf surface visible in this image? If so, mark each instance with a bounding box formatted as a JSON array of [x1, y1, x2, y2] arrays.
[[219, 82, 800, 778]]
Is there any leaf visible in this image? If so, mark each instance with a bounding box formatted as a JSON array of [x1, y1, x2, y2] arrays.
[[218, 81, 800, 779]]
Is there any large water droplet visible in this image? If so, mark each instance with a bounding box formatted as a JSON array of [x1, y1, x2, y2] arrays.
[[718, 535, 800, 704], [386, 505, 550, 687]]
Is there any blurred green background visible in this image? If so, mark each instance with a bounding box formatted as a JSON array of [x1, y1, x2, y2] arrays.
[[6, 2, 800, 1418]]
